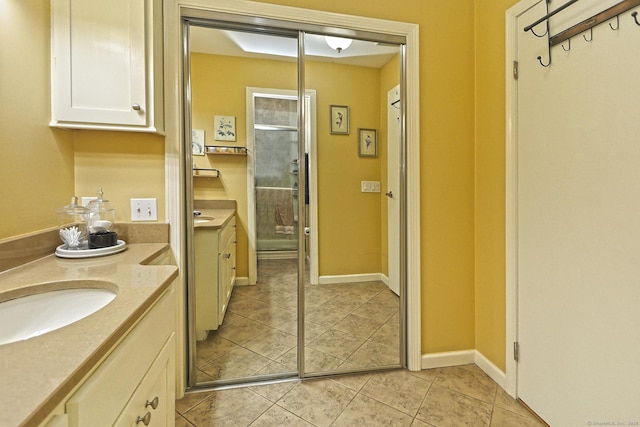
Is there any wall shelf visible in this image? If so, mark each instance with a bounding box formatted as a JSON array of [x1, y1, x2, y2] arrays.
[[204, 146, 247, 155], [193, 167, 220, 178]]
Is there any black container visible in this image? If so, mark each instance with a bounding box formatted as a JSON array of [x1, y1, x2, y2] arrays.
[[89, 231, 118, 249]]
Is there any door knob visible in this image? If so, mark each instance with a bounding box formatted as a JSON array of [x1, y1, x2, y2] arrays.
[[385, 191, 393, 198]]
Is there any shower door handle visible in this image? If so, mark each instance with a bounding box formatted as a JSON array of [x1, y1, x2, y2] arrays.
[[304, 227, 311, 235]]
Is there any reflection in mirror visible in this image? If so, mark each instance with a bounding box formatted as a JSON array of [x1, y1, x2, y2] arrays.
[[186, 21, 405, 388], [188, 25, 300, 385], [302, 33, 403, 375]]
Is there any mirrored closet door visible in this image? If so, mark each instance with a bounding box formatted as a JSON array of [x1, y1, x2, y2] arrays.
[[182, 13, 407, 389]]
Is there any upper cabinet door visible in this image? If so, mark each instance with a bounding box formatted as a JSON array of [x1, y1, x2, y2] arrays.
[[50, 0, 164, 133]]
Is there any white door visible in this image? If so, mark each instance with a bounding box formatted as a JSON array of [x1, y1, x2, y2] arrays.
[[515, 2, 640, 425], [387, 86, 401, 296]]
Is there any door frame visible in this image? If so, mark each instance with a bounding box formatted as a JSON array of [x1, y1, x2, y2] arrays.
[[245, 87, 318, 285], [164, 0, 422, 393], [505, 0, 545, 398]]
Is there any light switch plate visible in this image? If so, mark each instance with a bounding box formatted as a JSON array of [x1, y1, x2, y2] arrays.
[[361, 181, 381, 193], [130, 198, 158, 221]]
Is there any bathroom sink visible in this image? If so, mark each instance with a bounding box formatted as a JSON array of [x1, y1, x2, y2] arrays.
[[0, 285, 117, 345], [194, 216, 215, 223]]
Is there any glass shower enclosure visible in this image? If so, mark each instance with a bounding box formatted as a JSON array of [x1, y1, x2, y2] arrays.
[[254, 95, 300, 254]]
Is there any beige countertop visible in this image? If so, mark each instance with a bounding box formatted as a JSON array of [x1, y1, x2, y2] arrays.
[[193, 208, 235, 230], [0, 243, 178, 427]]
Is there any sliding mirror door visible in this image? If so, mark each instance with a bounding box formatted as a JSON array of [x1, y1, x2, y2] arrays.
[[302, 33, 404, 375], [187, 23, 300, 386]]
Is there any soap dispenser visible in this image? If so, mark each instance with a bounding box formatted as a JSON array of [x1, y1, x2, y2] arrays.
[[86, 186, 118, 248], [57, 196, 90, 249]]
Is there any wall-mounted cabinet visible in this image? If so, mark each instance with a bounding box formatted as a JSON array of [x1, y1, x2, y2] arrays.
[[50, 0, 164, 133]]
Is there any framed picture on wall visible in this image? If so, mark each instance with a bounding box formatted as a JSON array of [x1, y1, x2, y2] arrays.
[[330, 105, 349, 135], [358, 128, 378, 157], [214, 115, 236, 141], [192, 129, 205, 155]]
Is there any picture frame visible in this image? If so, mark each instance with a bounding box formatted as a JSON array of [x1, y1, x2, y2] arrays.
[[358, 128, 378, 157], [192, 129, 205, 156], [214, 115, 236, 141], [330, 105, 349, 135]]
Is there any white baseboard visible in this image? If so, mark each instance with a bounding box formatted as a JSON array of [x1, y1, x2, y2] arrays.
[[381, 273, 390, 286], [421, 350, 507, 391], [318, 273, 384, 285], [257, 250, 297, 260], [233, 277, 250, 286], [421, 350, 476, 369], [474, 350, 507, 390]]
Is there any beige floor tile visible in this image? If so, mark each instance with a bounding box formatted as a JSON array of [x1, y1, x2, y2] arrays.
[[346, 340, 400, 367], [332, 313, 385, 339], [250, 379, 300, 403], [216, 314, 272, 345], [195, 334, 239, 367], [434, 364, 498, 404], [411, 418, 436, 426], [366, 321, 401, 348], [359, 369, 432, 416], [250, 404, 313, 426], [332, 363, 373, 391], [277, 379, 356, 426], [332, 394, 414, 426], [175, 414, 196, 426], [307, 328, 367, 360], [416, 383, 492, 427], [182, 388, 272, 427], [490, 406, 547, 427], [176, 390, 216, 414], [407, 368, 438, 383], [494, 386, 539, 419], [200, 346, 273, 381], [242, 328, 297, 359]]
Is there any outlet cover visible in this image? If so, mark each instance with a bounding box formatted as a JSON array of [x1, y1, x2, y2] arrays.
[[130, 198, 158, 221], [361, 181, 381, 193]]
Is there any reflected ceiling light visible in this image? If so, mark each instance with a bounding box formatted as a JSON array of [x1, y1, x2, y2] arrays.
[[324, 36, 352, 53]]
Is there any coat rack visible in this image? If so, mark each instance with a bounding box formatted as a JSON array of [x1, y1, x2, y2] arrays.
[[525, 0, 640, 67]]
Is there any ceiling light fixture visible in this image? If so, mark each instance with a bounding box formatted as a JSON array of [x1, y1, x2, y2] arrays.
[[324, 36, 352, 53]]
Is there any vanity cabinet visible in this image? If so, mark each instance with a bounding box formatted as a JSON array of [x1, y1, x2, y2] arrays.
[[50, 0, 164, 133], [64, 286, 175, 427], [194, 216, 237, 340]]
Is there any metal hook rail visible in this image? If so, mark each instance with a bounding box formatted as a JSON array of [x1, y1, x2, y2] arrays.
[[526, 0, 640, 67]]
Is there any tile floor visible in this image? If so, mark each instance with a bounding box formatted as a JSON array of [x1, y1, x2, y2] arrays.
[[195, 259, 400, 383], [182, 259, 544, 426], [175, 364, 546, 426]]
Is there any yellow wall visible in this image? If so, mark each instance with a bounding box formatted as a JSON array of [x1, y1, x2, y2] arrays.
[[1, 0, 511, 370], [474, 0, 519, 371], [0, 1, 74, 239], [191, 53, 386, 277]]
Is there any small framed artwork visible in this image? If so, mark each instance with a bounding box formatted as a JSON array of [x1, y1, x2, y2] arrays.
[[214, 115, 236, 141], [192, 129, 205, 155], [330, 105, 349, 135], [358, 128, 378, 157]]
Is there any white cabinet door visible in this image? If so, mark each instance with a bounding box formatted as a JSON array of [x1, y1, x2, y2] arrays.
[[51, 0, 163, 132]]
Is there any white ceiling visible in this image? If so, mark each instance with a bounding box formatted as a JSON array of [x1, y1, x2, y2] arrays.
[[189, 26, 400, 69]]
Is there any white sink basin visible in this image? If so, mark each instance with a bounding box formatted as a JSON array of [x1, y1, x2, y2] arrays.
[[0, 286, 117, 345], [194, 216, 215, 223]]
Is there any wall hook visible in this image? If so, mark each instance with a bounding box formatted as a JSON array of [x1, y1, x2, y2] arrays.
[[633, 11, 640, 26], [609, 15, 620, 30], [583, 27, 593, 42], [537, 55, 551, 67], [562, 38, 571, 51], [530, 26, 548, 38]]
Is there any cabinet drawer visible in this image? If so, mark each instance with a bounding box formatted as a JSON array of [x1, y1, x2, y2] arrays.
[[220, 216, 236, 249], [114, 334, 175, 427], [66, 287, 175, 426]]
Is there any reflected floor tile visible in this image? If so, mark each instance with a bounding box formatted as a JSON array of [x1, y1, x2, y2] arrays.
[[243, 328, 297, 359], [195, 334, 239, 367], [346, 340, 400, 367], [332, 313, 384, 339], [307, 328, 367, 360], [200, 347, 273, 381], [216, 315, 272, 345]]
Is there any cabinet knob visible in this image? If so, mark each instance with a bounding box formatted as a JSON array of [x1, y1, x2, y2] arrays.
[[132, 104, 142, 111], [145, 396, 159, 410], [225, 253, 232, 259], [136, 412, 151, 425]]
